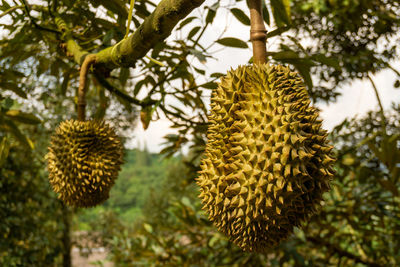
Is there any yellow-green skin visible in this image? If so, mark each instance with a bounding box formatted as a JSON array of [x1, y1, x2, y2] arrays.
[[197, 64, 335, 252], [47, 120, 123, 207]]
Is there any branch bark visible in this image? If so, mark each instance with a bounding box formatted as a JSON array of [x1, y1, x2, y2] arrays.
[[249, 0, 267, 64], [56, 0, 205, 70], [95, 0, 206, 69], [51, 0, 206, 115], [61, 203, 71, 267], [77, 54, 97, 121]]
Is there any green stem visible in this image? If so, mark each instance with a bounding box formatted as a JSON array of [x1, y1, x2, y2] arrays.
[[0, 5, 23, 19], [367, 74, 387, 133], [125, 0, 135, 39]]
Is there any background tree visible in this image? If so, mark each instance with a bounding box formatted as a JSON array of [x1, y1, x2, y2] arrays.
[[0, 0, 399, 266]]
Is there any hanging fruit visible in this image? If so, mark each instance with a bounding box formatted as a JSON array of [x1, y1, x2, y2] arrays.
[[196, 0, 335, 252], [47, 55, 124, 208]]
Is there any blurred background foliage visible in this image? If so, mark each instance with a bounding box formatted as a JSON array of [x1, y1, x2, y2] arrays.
[[0, 0, 399, 266]]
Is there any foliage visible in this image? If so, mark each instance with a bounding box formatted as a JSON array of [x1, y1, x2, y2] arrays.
[[290, 0, 400, 101], [83, 107, 400, 267], [76, 149, 178, 228], [0, 0, 400, 266], [0, 123, 65, 266]]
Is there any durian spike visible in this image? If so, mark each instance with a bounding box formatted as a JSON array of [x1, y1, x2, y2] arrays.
[[249, 0, 267, 64], [78, 54, 97, 121]]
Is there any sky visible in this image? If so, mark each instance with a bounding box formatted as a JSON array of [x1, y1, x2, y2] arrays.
[[128, 0, 400, 152]]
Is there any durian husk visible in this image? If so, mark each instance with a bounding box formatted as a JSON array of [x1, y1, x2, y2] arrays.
[[47, 120, 123, 207], [197, 64, 335, 252]]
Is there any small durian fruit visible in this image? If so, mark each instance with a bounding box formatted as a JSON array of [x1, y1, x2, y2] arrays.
[[47, 119, 123, 207], [197, 64, 335, 252]]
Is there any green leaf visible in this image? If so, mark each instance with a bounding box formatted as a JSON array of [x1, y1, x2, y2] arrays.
[[189, 49, 207, 64], [94, 86, 107, 120], [378, 179, 399, 196], [262, 2, 270, 25], [0, 82, 27, 99], [293, 63, 313, 89], [271, 0, 291, 26], [178, 16, 196, 30], [119, 68, 130, 86], [2, 97, 14, 109], [61, 70, 72, 96], [187, 26, 201, 40], [216, 37, 248, 49], [311, 54, 341, 70], [5, 110, 42, 124], [231, 8, 250, 26], [143, 223, 153, 233], [266, 26, 291, 38], [2, 119, 34, 149], [201, 81, 218, 89], [37, 57, 51, 76], [193, 67, 205, 75], [394, 80, 400, 88], [0, 136, 10, 167], [102, 29, 114, 46], [134, 80, 146, 96], [210, 72, 225, 78], [206, 2, 219, 24], [270, 51, 299, 60]]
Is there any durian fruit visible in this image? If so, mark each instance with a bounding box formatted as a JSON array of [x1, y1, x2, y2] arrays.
[[47, 119, 123, 207], [197, 64, 335, 252]]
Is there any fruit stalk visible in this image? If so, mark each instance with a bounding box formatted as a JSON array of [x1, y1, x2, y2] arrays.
[[77, 54, 97, 121], [249, 0, 267, 64]]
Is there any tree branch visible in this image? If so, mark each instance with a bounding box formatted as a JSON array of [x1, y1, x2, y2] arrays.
[[52, 0, 206, 111], [56, 0, 205, 71], [95, 0, 206, 69]]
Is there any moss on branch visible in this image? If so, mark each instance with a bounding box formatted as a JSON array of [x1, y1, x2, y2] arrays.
[[56, 0, 205, 69], [95, 0, 206, 68]]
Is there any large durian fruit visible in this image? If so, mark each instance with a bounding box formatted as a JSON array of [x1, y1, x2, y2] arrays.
[[197, 64, 335, 252], [47, 119, 123, 207]]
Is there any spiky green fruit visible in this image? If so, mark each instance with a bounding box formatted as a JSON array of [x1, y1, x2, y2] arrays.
[[47, 120, 123, 207], [197, 64, 335, 252]]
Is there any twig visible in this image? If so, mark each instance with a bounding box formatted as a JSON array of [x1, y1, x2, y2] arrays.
[[0, 5, 23, 19], [367, 74, 387, 132], [93, 71, 156, 107], [125, 0, 135, 39], [20, 0, 61, 35], [385, 63, 400, 77]]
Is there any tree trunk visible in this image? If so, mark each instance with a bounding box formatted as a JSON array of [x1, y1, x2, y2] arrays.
[[61, 203, 72, 267]]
